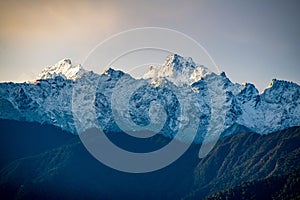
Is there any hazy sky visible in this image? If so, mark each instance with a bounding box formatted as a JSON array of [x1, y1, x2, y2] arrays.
[[0, 0, 299, 91]]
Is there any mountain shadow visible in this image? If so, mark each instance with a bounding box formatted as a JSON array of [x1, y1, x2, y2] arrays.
[[0, 119, 299, 199]]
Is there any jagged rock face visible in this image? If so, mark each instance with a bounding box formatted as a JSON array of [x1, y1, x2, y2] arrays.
[[0, 54, 299, 143]]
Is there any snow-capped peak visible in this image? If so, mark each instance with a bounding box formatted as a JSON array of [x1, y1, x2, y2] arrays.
[[36, 59, 87, 81], [0, 54, 299, 144], [163, 54, 197, 71], [265, 78, 298, 90], [262, 79, 300, 104], [103, 67, 125, 78], [265, 78, 278, 89], [143, 54, 211, 86]]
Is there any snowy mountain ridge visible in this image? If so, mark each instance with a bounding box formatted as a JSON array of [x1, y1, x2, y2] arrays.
[[0, 54, 299, 143], [143, 54, 211, 86], [36, 59, 87, 81]]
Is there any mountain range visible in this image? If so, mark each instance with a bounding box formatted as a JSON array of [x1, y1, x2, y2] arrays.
[[0, 54, 300, 199], [0, 54, 299, 143]]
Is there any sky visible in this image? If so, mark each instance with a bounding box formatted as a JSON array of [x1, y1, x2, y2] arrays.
[[0, 0, 299, 92]]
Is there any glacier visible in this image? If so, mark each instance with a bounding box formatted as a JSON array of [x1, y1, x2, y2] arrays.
[[0, 54, 299, 143]]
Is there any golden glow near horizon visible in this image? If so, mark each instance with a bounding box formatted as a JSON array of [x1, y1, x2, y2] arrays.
[[0, 0, 119, 39], [0, 0, 121, 82]]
